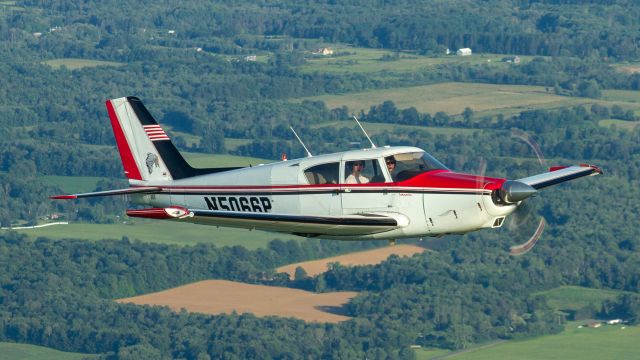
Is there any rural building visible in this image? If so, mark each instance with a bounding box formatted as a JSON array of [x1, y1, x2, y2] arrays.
[[587, 322, 602, 328], [313, 47, 334, 56], [606, 319, 622, 325], [502, 56, 521, 64], [457, 48, 472, 56], [244, 55, 257, 61]]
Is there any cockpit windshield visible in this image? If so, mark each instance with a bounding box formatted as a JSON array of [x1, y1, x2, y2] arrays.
[[386, 151, 448, 182]]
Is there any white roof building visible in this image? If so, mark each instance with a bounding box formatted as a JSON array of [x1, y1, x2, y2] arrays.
[[457, 48, 472, 56]]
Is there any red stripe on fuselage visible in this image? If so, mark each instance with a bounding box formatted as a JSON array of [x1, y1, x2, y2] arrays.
[[106, 100, 143, 180], [132, 170, 505, 193]]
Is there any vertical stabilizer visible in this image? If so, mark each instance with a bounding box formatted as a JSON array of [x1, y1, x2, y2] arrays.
[[107, 96, 241, 183], [107, 97, 184, 182]]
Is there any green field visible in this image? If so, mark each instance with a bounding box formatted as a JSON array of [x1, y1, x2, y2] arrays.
[[12, 220, 300, 249], [599, 119, 639, 131], [183, 152, 273, 167], [535, 286, 622, 312], [312, 121, 482, 137], [296, 82, 640, 118], [440, 323, 639, 360], [225, 138, 253, 151], [300, 46, 533, 76], [0, 342, 95, 360], [43, 175, 110, 193], [43, 58, 125, 70]]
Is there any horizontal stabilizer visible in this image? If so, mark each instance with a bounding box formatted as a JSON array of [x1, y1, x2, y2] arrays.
[[516, 164, 602, 190], [50, 186, 161, 200]]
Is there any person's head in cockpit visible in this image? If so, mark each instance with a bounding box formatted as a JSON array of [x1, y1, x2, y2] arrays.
[[345, 161, 369, 184], [385, 156, 397, 180]]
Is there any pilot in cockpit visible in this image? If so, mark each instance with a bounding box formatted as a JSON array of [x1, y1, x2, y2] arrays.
[[385, 156, 397, 181]]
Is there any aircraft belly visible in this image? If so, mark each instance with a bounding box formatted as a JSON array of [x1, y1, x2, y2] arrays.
[[182, 216, 397, 236]]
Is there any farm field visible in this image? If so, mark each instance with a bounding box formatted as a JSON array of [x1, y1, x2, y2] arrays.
[[42, 175, 110, 194], [435, 323, 640, 360], [599, 119, 639, 130], [277, 244, 426, 277], [0, 342, 95, 360], [312, 121, 483, 137], [300, 46, 534, 75], [182, 152, 273, 167], [296, 82, 640, 118], [535, 286, 623, 312], [43, 58, 124, 70], [117, 280, 357, 323], [13, 220, 299, 249]]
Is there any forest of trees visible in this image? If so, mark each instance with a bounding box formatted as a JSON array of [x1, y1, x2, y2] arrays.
[[0, 0, 639, 358]]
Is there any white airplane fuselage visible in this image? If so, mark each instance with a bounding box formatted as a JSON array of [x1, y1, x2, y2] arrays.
[[128, 146, 516, 240]]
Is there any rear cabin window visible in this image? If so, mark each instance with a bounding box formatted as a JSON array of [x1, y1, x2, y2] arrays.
[[304, 162, 339, 185]]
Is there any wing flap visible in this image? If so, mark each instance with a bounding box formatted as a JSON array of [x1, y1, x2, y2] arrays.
[[50, 186, 162, 199], [516, 164, 602, 190]]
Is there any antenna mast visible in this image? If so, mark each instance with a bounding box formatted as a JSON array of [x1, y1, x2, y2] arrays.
[[353, 115, 376, 148], [290, 127, 313, 157]]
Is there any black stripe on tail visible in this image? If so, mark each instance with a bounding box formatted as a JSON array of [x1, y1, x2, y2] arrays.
[[127, 97, 241, 179]]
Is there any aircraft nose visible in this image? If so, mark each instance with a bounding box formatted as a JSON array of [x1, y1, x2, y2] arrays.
[[497, 180, 537, 204]]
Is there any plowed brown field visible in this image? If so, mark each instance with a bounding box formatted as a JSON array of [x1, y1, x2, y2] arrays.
[[117, 280, 357, 323], [277, 244, 426, 278]]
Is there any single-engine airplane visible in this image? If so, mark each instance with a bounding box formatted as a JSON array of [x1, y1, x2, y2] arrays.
[[52, 97, 602, 242]]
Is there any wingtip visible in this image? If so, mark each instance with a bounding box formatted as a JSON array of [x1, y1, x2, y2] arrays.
[[580, 164, 603, 175], [50, 195, 78, 200]]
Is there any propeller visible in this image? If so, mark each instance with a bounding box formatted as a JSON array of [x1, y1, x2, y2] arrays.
[[504, 129, 547, 255], [481, 129, 547, 255]]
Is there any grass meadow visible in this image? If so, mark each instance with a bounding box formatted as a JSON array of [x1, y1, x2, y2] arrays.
[[599, 119, 640, 131], [182, 152, 273, 167], [43, 58, 124, 70], [311, 121, 482, 137], [14, 220, 299, 249], [0, 342, 95, 360], [535, 285, 624, 312], [296, 83, 640, 119], [446, 323, 638, 360], [300, 46, 535, 76]]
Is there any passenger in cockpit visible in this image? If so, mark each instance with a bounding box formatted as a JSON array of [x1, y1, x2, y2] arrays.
[[345, 161, 369, 184]]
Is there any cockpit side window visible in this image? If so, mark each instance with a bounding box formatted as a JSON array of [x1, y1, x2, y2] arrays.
[[343, 159, 384, 184], [304, 162, 339, 185], [392, 152, 448, 181]]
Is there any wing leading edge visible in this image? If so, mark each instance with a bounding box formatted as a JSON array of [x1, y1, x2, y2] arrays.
[[127, 206, 408, 236], [516, 164, 602, 190], [49, 186, 161, 199]]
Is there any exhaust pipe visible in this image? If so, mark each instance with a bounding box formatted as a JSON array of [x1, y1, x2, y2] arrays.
[[494, 180, 537, 205]]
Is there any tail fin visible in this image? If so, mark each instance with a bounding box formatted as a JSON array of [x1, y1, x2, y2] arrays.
[[107, 96, 236, 182]]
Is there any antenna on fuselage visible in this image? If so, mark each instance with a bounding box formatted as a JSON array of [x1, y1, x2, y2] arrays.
[[353, 115, 376, 149], [290, 126, 313, 157]]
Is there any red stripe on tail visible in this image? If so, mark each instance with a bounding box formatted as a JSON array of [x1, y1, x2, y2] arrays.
[[106, 100, 143, 180]]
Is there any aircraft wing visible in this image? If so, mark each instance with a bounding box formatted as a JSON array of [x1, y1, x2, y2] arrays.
[[50, 186, 162, 199], [516, 164, 602, 190], [127, 206, 408, 236]]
